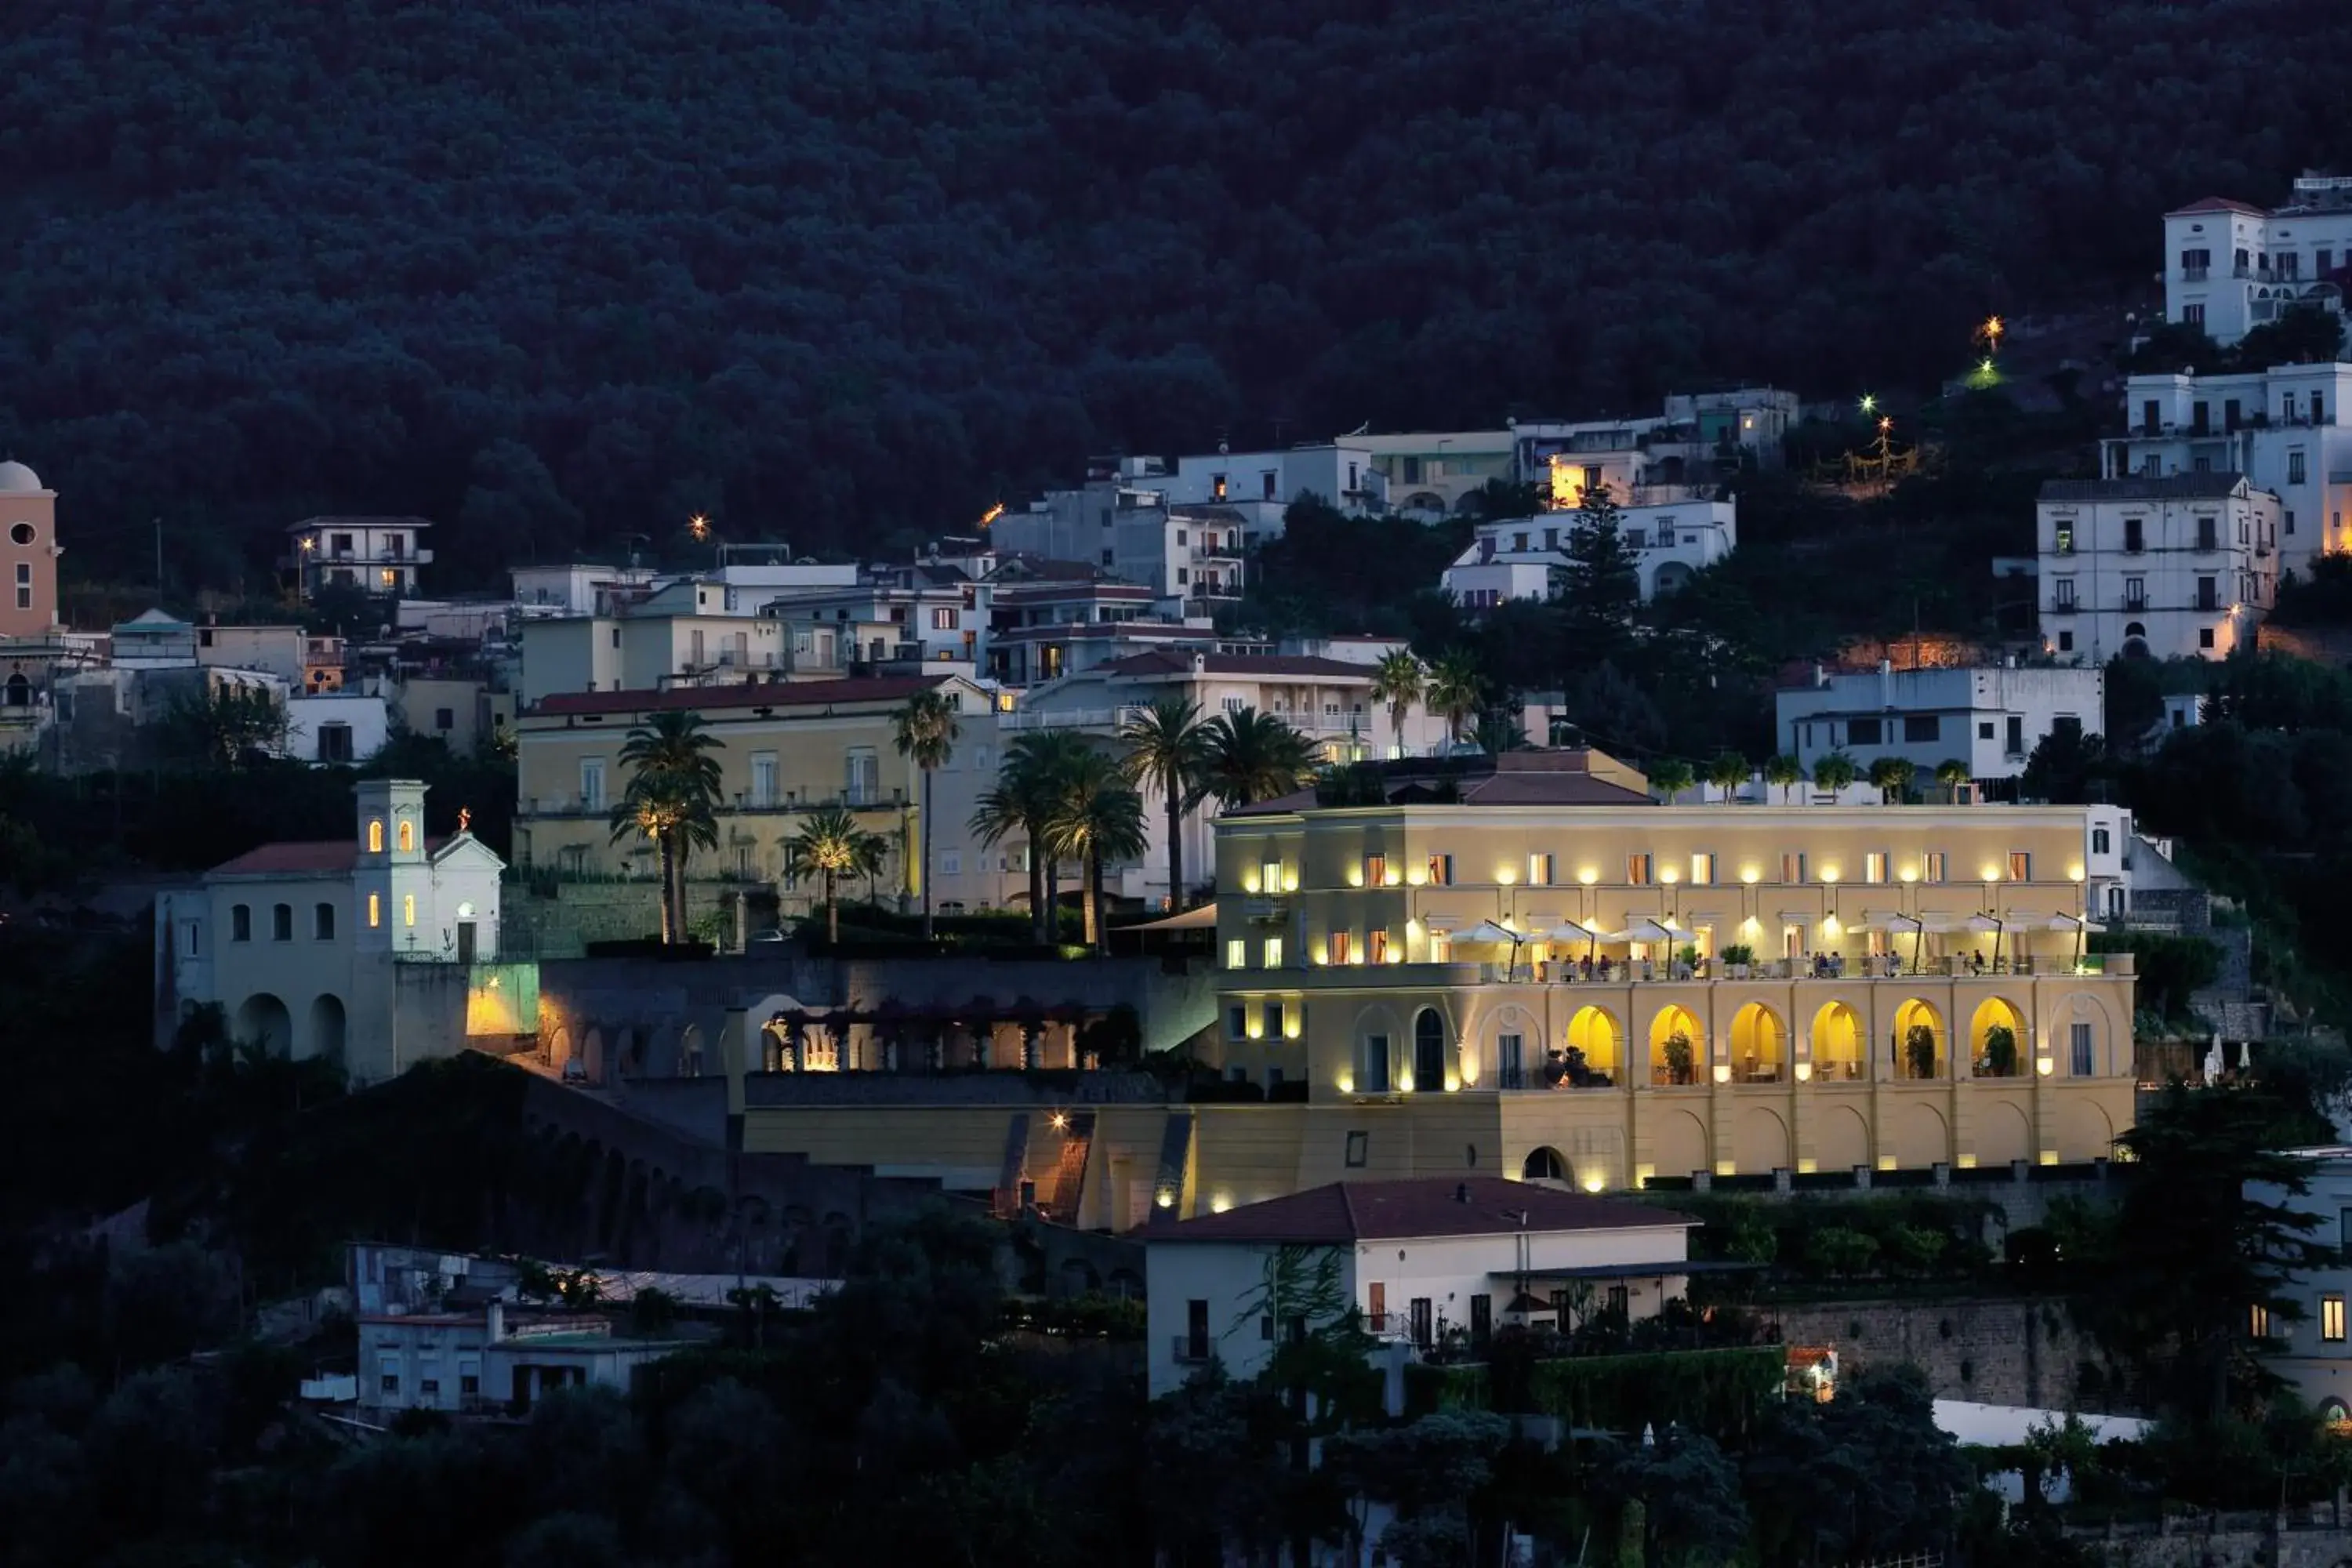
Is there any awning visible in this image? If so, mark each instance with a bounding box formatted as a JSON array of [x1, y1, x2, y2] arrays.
[[1606, 918, 1679, 944], [1127, 902, 1219, 932]]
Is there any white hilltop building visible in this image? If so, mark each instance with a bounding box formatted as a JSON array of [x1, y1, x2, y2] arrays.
[[2162, 178, 2352, 349], [155, 779, 514, 1081]]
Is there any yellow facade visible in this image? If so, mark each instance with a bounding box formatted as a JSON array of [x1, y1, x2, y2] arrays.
[[731, 782, 2138, 1221]]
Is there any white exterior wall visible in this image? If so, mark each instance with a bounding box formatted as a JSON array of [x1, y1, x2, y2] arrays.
[[2038, 484, 2279, 663], [360, 1318, 490, 1414], [1442, 497, 1737, 608], [1776, 666, 2106, 782], [2248, 1154, 2352, 1421], [292, 520, 433, 597], [1358, 431, 1516, 517], [1160, 445, 1385, 516], [2165, 191, 2352, 347], [288, 691, 392, 764]]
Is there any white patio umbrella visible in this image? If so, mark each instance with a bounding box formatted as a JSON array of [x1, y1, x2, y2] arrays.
[[1961, 911, 2005, 971], [2039, 910, 2103, 967], [1457, 919, 1530, 977], [1608, 917, 1679, 946], [1540, 919, 1601, 964]]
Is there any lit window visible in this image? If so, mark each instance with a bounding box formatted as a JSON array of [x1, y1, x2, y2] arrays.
[[397, 819, 414, 853], [1262, 938, 1283, 968], [2009, 851, 2032, 882], [1922, 852, 1946, 883], [368, 819, 384, 854], [1428, 930, 1451, 963], [1781, 852, 1807, 884], [2251, 1303, 2272, 1339], [1330, 931, 1355, 965], [1527, 852, 1553, 886], [1368, 929, 1389, 964], [1225, 938, 1246, 970], [1864, 851, 1889, 885], [2326, 1295, 2347, 1343], [368, 893, 381, 928], [1627, 853, 1653, 886], [404, 894, 416, 927], [1689, 852, 1715, 885], [1426, 853, 1454, 886], [1260, 858, 1283, 893], [1365, 853, 1387, 886]]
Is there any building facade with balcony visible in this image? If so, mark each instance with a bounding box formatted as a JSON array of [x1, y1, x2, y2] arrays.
[[1511, 387, 1797, 494], [517, 612, 789, 705], [1442, 490, 1737, 607], [2163, 183, 2352, 348], [511, 673, 1022, 917], [1356, 430, 1517, 518], [1144, 1178, 1693, 1396], [2036, 474, 2279, 663], [153, 779, 505, 1080], [724, 750, 2135, 1227], [1775, 663, 2106, 783], [2246, 1149, 2352, 1425], [2099, 364, 2352, 576], [285, 516, 434, 599]]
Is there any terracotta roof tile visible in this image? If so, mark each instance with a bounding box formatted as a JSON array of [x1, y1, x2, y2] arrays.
[[209, 836, 454, 876], [1153, 1178, 1692, 1243], [2165, 196, 2267, 218]]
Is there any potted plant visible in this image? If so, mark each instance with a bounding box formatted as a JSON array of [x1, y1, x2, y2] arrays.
[[1980, 1022, 2018, 1078], [1677, 942, 1702, 977], [1904, 1022, 1939, 1080], [1663, 1030, 1695, 1085], [1721, 943, 1754, 980]]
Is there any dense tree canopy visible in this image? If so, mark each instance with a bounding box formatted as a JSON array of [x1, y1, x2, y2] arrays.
[[1, 0, 2344, 590]]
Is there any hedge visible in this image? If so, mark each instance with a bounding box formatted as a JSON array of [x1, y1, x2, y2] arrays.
[[1403, 1345, 1784, 1439]]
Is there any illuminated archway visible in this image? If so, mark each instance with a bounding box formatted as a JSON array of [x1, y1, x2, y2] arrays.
[[1728, 1003, 1785, 1083], [1648, 1005, 1704, 1086], [1561, 1006, 1619, 1083], [1810, 1003, 1864, 1082], [1893, 998, 1945, 1080], [1968, 996, 2028, 1078]]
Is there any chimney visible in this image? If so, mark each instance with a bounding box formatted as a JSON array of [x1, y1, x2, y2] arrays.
[[486, 1298, 506, 1344]]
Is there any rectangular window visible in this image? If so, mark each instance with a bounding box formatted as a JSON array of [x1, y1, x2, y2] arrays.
[[1903, 715, 1940, 743], [931, 608, 956, 630], [1470, 1294, 1493, 1346], [2008, 851, 2031, 883], [433, 706, 455, 731], [844, 748, 880, 805], [2290, 451, 2309, 485], [1364, 852, 1387, 887], [1262, 937, 1283, 968], [1426, 854, 1453, 886], [2196, 576, 2219, 612], [380, 1374, 399, 1394], [2071, 1022, 2094, 1076], [1345, 1129, 1370, 1166], [579, 759, 607, 813], [1367, 929, 1389, 964], [1922, 851, 1946, 883], [231, 904, 252, 942], [368, 893, 381, 929], [2124, 576, 2147, 611], [2196, 516, 2218, 551], [2339, 1207, 2352, 1257], [2326, 1296, 2347, 1343], [1262, 1001, 1284, 1039], [2252, 1302, 2271, 1339], [1330, 930, 1354, 965], [1258, 858, 1283, 895], [1225, 938, 1246, 970], [2053, 523, 2074, 554], [1627, 853, 1653, 885], [2053, 578, 2076, 611], [1368, 1281, 1386, 1334], [1527, 852, 1553, 886], [1864, 851, 1889, 885], [2092, 826, 2112, 856], [460, 1374, 478, 1397], [750, 753, 779, 808], [1689, 852, 1715, 885], [272, 903, 293, 942], [2123, 517, 2144, 554], [1226, 1005, 1247, 1040], [1780, 852, 1807, 884], [403, 894, 416, 927], [1846, 717, 1882, 745], [1409, 1298, 1434, 1348], [1185, 1300, 1210, 1360]]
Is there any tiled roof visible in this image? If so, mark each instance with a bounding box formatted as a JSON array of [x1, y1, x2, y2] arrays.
[[532, 675, 947, 718], [1098, 650, 1372, 680], [1232, 750, 1657, 814], [2038, 474, 2250, 503], [2165, 196, 2267, 218], [209, 836, 454, 876], [1154, 1178, 1693, 1244]]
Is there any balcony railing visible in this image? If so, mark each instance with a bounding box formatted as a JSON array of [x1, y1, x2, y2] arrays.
[[2182, 265, 2209, 281]]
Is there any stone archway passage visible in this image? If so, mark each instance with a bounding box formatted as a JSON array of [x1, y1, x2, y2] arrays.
[[308, 994, 347, 1068], [236, 993, 292, 1058]]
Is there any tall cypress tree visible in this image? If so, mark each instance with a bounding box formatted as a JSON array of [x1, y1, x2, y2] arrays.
[[1559, 482, 1642, 653]]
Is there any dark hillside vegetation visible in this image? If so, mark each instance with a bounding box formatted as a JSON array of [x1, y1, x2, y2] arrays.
[[0, 0, 2344, 588]]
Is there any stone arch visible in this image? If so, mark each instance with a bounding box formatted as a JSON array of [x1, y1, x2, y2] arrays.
[[1893, 998, 1945, 1080], [1411, 1007, 1447, 1091], [1811, 1002, 1864, 1082], [1402, 491, 1446, 514], [2063, 993, 2119, 1078], [307, 994, 347, 1069], [1653, 1109, 1709, 1180], [2059, 1100, 2114, 1163], [1817, 1104, 1871, 1174], [1647, 1004, 1704, 1086], [2, 673, 27, 706], [1523, 1145, 1568, 1182], [1975, 1102, 2034, 1168], [1733, 1107, 1790, 1175], [236, 993, 292, 1058], [1728, 1002, 1786, 1083], [1893, 1102, 1949, 1168], [1968, 996, 2028, 1078], [1562, 1004, 1620, 1081], [582, 1026, 606, 1086], [548, 1025, 573, 1070], [1650, 560, 1696, 597], [1475, 1001, 1542, 1090]]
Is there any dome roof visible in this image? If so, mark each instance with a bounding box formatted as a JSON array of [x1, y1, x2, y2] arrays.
[[0, 460, 42, 494]]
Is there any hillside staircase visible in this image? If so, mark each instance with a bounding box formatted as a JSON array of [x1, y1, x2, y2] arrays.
[[1039, 1112, 1096, 1224]]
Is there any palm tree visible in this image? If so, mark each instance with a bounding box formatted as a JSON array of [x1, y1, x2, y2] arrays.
[[1370, 648, 1427, 759], [1867, 755, 1917, 803], [1811, 750, 1860, 797], [1043, 748, 1149, 952], [1648, 756, 1696, 804], [783, 805, 884, 945], [1425, 651, 1483, 750], [1934, 757, 1972, 803], [607, 709, 725, 944], [891, 688, 961, 942], [1763, 753, 1806, 803], [1704, 751, 1751, 802], [1118, 694, 1210, 912], [975, 729, 1094, 943], [1197, 708, 1316, 808]]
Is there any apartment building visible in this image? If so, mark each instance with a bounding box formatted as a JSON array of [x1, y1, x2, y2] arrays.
[[2036, 474, 2279, 663], [516, 612, 788, 704], [510, 563, 659, 617], [2164, 179, 2352, 348], [1775, 663, 2106, 783], [991, 471, 1251, 612], [1441, 489, 1737, 606], [2246, 1149, 2352, 1425], [511, 673, 1022, 916], [2099, 364, 2352, 575], [1356, 431, 1517, 518], [284, 516, 434, 599], [1511, 387, 1798, 493]]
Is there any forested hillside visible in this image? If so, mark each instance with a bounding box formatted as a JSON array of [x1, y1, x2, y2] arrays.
[[1, 0, 2344, 588]]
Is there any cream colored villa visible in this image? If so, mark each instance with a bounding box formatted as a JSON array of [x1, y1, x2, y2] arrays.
[[722, 749, 2137, 1227]]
